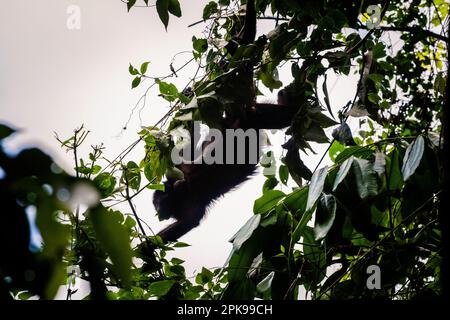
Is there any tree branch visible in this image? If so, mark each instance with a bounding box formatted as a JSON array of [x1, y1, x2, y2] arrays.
[[360, 25, 449, 42]]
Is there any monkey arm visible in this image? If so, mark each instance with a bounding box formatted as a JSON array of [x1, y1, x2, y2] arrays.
[[155, 163, 257, 242], [244, 103, 299, 129], [157, 214, 203, 242]]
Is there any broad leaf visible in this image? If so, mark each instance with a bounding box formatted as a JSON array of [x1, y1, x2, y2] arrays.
[[307, 166, 328, 211], [123, 161, 141, 190], [387, 148, 403, 191], [352, 158, 378, 199], [156, 0, 170, 30], [127, 0, 136, 11], [229, 214, 261, 252], [140, 61, 150, 74], [332, 156, 353, 191], [314, 194, 337, 240], [373, 152, 386, 176], [332, 123, 356, 146], [168, 0, 182, 17], [148, 280, 176, 297], [279, 165, 289, 185], [91, 206, 132, 287], [253, 190, 285, 214], [402, 136, 425, 181], [94, 172, 117, 197], [256, 271, 275, 293], [0, 124, 15, 140]]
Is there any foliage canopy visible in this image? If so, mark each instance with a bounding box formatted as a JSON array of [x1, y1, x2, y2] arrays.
[[1, 0, 448, 300]]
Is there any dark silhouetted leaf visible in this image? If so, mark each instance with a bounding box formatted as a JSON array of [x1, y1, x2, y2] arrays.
[[332, 123, 356, 146], [0, 124, 15, 140], [314, 194, 337, 240], [156, 0, 170, 29], [91, 206, 132, 287]]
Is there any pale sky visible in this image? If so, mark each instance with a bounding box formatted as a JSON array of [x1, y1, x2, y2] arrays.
[[0, 0, 360, 299]]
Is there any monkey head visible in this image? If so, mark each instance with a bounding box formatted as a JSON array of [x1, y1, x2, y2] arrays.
[[153, 178, 188, 221]]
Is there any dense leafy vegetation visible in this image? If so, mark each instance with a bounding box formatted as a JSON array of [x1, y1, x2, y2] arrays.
[[1, 0, 448, 300]]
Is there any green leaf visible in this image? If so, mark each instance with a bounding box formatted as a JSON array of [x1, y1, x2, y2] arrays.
[[373, 152, 386, 176], [123, 161, 141, 190], [434, 72, 447, 96], [192, 36, 208, 53], [368, 92, 380, 103], [171, 257, 184, 265], [156, 79, 179, 102], [335, 146, 372, 163], [402, 136, 425, 181], [226, 234, 262, 284], [368, 73, 384, 84], [148, 280, 176, 296], [292, 209, 313, 243], [387, 148, 403, 191], [229, 214, 261, 252], [140, 61, 150, 74], [144, 162, 154, 182], [168, 0, 182, 17], [352, 158, 378, 199], [222, 278, 256, 299], [253, 190, 286, 214], [91, 206, 132, 287], [283, 187, 308, 213], [372, 42, 386, 59], [0, 124, 15, 140], [173, 242, 191, 248], [256, 271, 274, 293], [124, 216, 136, 229], [148, 184, 165, 191], [329, 140, 345, 162], [18, 291, 34, 300], [263, 176, 279, 192], [257, 63, 283, 90], [127, 0, 137, 11], [307, 166, 328, 211], [202, 1, 218, 20], [91, 165, 101, 175], [132, 76, 141, 89], [322, 74, 333, 118], [260, 211, 277, 227], [314, 194, 337, 240], [302, 227, 327, 283], [129, 64, 139, 75], [156, 0, 170, 30], [94, 172, 117, 197], [279, 165, 289, 185], [195, 267, 214, 285], [332, 156, 353, 191]]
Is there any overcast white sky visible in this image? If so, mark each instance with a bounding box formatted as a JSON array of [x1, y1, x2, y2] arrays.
[[0, 0, 361, 298]]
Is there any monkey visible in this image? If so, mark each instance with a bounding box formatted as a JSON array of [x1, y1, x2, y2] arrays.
[[152, 0, 302, 242]]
